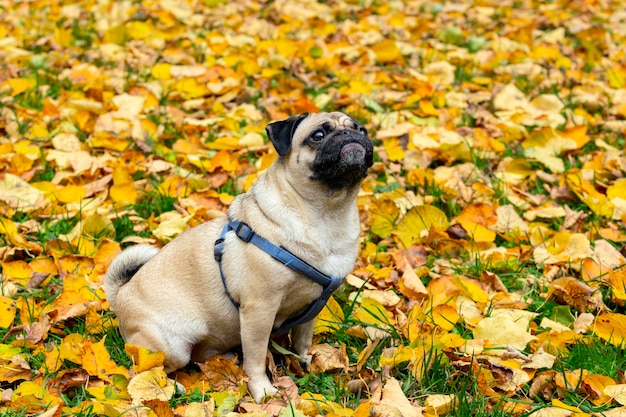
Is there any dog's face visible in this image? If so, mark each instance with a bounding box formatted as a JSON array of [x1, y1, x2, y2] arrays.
[[266, 112, 374, 190]]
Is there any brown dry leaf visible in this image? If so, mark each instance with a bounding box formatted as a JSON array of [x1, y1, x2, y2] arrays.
[[547, 277, 597, 312], [144, 399, 175, 417], [398, 265, 428, 301], [309, 344, 348, 373], [197, 355, 248, 393]]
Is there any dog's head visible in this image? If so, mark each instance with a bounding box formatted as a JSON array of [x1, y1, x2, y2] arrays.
[[266, 112, 374, 190]]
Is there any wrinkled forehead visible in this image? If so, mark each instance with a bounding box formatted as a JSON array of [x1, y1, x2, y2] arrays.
[[298, 112, 360, 132]]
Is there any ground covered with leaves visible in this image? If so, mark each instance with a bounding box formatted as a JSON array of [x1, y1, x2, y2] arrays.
[[1, 0, 626, 416]]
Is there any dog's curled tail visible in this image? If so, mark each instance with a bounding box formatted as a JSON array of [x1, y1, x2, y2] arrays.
[[104, 245, 159, 306]]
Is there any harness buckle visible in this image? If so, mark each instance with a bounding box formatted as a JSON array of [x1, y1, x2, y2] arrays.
[[214, 238, 225, 262], [234, 222, 254, 242]]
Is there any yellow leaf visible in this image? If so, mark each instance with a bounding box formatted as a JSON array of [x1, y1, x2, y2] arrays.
[[431, 304, 459, 331], [41, 346, 63, 374], [456, 219, 496, 243], [346, 79, 373, 94], [581, 373, 616, 405], [152, 213, 192, 241], [56, 185, 86, 204], [103, 23, 126, 44], [125, 344, 166, 373], [566, 171, 614, 218], [298, 392, 354, 416], [59, 333, 85, 364], [608, 66, 626, 89], [379, 345, 415, 367], [110, 183, 138, 204], [371, 39, 402, 63], [6, 77, 36, 96], [0, 173, 45, 210], [382, 137, 405, 162], [608, 269, 626, 301], [208, 149, 239, 172], [395, 205, 449, 248], [473, 316, 537, 350], [173, 77, 209, 99], [353, 297, 394, 328], [451, 276, 490, 304], [127, 369, 176, 402], [82, 337, 129, 380], [0, 296, 16, 328], [127, 20, 155, 40], [1, 260, 33, 285], [604, 384, 626, 405], [150, 62, 172, 80], [419, 100, 439, 117], [0, 217, 18, 235], [594, 313, 626, 347], [435, 333, 467, 349], [550, 399, 587, 414], [379, 378, 422, 417], [91, 131, 131, 151], [607, 178, 626, 200], [560, 125, 589, 149], [424, 394, 456, 416], [370, 199, 399, 239], [25, 123, 49, 140], [11, 380, 62, 412], [81, 214, 116, 241], [314, 295, 344, 334], [54, 26, 72, 47]]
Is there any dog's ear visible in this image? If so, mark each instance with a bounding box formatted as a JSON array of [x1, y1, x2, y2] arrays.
[[266, 113, 309, 156]]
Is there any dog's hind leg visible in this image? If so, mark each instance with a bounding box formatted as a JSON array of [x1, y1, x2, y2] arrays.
[[292, 319, 315, 367]]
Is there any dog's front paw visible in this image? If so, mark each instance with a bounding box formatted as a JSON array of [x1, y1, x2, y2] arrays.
[[249, 377, 278, 403], [299, 354, 312, 370]]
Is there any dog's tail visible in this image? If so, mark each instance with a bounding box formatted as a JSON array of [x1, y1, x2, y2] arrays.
[[104, 245, 159, 306]]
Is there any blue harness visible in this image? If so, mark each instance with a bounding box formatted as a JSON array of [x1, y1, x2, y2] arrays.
[[213, 219, 344, 335]]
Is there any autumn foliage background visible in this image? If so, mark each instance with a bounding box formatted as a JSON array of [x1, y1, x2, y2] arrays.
[[1, 0, 626, 416]]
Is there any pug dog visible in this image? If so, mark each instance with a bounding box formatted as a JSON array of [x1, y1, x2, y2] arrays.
[[104, 112, 374, 402]]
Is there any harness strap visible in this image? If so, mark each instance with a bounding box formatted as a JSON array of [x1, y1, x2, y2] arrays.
[[214, 219, 344, 334]]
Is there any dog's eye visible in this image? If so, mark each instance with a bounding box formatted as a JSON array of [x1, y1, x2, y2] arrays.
[[358, 127, 367, 135], [312, 130, 325, 141]]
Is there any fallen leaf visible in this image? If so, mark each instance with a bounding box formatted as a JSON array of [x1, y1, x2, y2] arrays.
[[127, 369, 176, 403]]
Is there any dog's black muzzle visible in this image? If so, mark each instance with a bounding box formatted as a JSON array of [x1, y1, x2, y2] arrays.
[[310, 130, 374, 190]]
